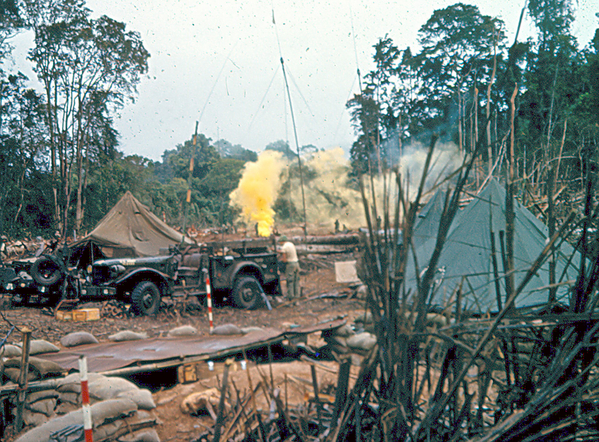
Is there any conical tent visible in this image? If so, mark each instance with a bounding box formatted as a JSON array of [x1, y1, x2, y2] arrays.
[[71, 191, 195, 258], [406, 179, 580, 313]]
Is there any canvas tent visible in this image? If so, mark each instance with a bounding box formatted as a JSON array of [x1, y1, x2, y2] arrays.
[[405, 178, 581, 313], [71, 191, 195, 258]]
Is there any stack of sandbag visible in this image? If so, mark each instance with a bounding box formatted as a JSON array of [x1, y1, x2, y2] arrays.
[[353, 311, 375, 334], [2, 340, 64, 383], [14, 398, 160, 442], [14, 373, 159, 441], [322, 322, 377, 360], [3, 356, 64, 384], [322, 324, 354, 355]]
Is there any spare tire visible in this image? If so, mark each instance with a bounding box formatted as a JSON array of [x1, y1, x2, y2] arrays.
[[30, 255, 64, 286]]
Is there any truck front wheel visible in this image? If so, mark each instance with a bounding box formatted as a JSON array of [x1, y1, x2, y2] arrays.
[[131, 281, 160, 315], [232, 276, 262, 310]]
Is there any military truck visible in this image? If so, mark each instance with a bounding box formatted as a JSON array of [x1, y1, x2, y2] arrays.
[[3, 237, 281, 315]]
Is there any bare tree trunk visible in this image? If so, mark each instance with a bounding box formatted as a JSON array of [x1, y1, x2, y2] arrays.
[[44, 85, 60, 233], [458, 87, 464, 152], [505, 84, 518, 302], [75, 131, 84, 233], [487, 30, 498, 176]]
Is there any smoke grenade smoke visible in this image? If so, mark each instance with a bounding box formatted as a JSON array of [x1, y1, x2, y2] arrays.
[[398, 141, 463, 199], [285, 147, 366, 229], [229, 150, 284, 236], [230, 143, 462, 234]]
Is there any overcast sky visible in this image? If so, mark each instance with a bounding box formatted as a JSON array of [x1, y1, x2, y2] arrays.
[[14, 0, 599, 161]]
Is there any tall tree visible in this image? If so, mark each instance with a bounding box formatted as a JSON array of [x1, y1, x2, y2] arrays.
[[347, 89, 381, 175], [264, 139, 296, 161], [25, 0, 149, 235], [519, 0, 578, 180], [347, 36, 401, 175], [413, 3, 506, 152], [0, 0, 23, 59], [0, 73, 49, 237]]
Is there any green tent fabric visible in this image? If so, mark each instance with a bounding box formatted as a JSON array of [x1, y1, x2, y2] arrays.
[[412, 188, 448, 248], [71, 191, 195, 257], [406, 179, 580, 313]]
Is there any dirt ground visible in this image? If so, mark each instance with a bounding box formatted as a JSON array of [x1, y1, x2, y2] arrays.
[[0, 247, 367, 441]]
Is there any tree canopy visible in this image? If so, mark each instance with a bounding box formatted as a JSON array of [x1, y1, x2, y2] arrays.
[[0, 1, 597, 240]]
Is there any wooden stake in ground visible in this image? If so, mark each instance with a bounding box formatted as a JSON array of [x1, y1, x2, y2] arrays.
[[14, 327, 31, 431]]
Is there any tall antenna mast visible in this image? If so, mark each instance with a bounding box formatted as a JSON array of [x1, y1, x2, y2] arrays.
[[181, 121, 198, 245], [272, 8, 308, 237], [349, 1, 362, 92]]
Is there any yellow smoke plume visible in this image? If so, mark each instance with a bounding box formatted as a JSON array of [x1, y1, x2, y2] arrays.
[[286, 147, 367, 229], [230, 150, 284, 236]]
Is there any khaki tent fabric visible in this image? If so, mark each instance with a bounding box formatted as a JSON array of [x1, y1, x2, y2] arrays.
[[72, 191, 194, 257]]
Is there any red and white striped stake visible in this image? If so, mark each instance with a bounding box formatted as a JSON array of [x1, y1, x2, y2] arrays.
[[205, 272, 214, 333], [79, 355, 93, 442]]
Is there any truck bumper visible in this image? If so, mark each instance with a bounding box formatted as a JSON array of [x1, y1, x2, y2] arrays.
[[80, 286, 117, 298]]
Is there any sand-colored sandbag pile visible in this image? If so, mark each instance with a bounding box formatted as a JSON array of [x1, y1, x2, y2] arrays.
[[13, 372, 159, 442]]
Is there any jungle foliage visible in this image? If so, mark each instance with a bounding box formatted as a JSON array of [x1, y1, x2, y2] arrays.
[[347, 1, 599, 200], [0, 0, 597, 239]]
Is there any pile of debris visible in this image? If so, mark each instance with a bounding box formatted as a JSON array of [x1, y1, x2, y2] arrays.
[[0, 238, 48, 262], [159, 357, 358, 442]]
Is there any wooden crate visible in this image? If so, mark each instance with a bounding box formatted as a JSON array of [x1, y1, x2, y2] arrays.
[[56, 308, 100, 322]]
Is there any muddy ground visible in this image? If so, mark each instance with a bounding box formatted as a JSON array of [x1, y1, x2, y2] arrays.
[[0, 247, 367, 441]]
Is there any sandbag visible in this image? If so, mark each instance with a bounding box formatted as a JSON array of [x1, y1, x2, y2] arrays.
[[167, 325, 198, 337], [26, 340, 60, 355], [118, 429, 161, 442], [346, 332, 377, 351], [333, 324, 355, 337], [14, 398, 138, 442], [27, 389, 59, 404], [109, 331, 148, 342], [55, 400, 78, 416], [21, 408, 50, 427], [31, 357, 64, 378], [25, 397, 56, 417], [117, 388, 156, 410], [210, 323, 242, 335], [240, 326, 264, 334], [93, 419, 125, 441], [57, 372, 103, 393], [1, 344, 22, 358], [57, 391, 79, 405], [60, 331, 99, 347], [95, 410, 158, 442], [89, 376, 138, 401], [4, 357, 64, 379], [4, 367, 37, 383]]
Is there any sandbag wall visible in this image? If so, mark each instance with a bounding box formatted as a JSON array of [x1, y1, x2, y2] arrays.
[[1, 338, 161, 442]]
